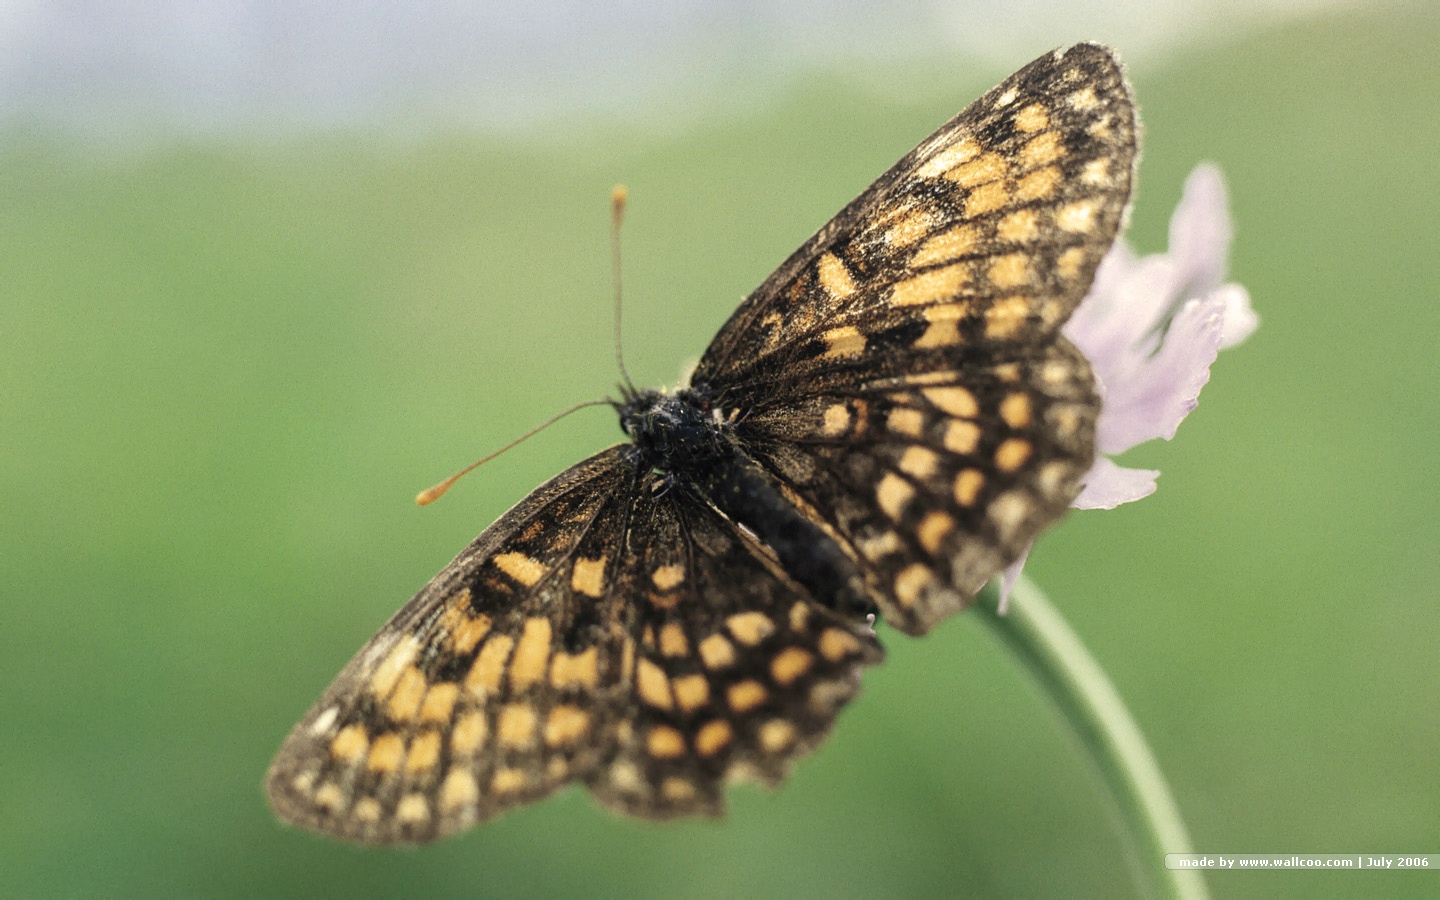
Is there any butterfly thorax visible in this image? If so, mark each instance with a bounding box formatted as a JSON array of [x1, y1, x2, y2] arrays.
[[618, 387, 730, 470]]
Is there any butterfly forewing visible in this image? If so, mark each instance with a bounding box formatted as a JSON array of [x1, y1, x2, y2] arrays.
[[268, 43, 1134, 843], [695, 43, 1135, 393]]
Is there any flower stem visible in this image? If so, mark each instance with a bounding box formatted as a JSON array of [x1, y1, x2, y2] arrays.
[[975, 575, 1207, 899]]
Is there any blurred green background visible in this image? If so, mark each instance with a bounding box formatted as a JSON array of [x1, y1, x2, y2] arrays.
[[3, 5, 1437, 898]]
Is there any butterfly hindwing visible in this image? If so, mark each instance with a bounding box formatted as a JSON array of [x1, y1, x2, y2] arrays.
[[741, 339, 1098, 634], [587, 481, 883, 818]]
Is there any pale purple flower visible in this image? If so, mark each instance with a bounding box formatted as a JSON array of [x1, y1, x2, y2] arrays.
[[998, 163, 1258, 608]]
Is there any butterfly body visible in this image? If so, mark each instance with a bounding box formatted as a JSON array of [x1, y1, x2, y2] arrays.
[[268, 43, 1137, 843], [619, 385, 878, 619]]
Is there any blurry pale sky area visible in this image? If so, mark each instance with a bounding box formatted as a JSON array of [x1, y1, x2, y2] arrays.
[[0, 0, 1363, 139]]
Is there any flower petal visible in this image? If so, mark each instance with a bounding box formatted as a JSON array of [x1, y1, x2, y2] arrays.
[[1095, 295, 1225, 452], [1073, 455, 1159, 510], [1066, 249, 1174, 370], [1168, 163, 1234, 300], [1214, 283, 1259, 349]]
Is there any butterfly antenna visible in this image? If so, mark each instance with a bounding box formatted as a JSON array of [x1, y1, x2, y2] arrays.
[[611, 184, 638, 396], [416, 399, 611, 506]]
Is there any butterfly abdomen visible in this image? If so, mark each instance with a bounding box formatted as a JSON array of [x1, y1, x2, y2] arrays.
[[690, 454, 876, 620]]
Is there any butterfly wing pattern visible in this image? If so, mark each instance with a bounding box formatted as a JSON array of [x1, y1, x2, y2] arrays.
[[266, 43, 1136, 844]]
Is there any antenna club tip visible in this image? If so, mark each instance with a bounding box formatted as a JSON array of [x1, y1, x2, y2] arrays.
[[611, 184, 628, 216], [416, 484, 447, 506]]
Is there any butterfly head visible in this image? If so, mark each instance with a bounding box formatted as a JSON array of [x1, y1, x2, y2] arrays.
[[618, 387, 729, 470]]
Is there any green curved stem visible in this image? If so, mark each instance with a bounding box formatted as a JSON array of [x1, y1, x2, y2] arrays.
[[975, 575, 1207, 900]]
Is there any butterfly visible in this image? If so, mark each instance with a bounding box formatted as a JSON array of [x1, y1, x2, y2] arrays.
[[266, 42, 1137, 844]]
